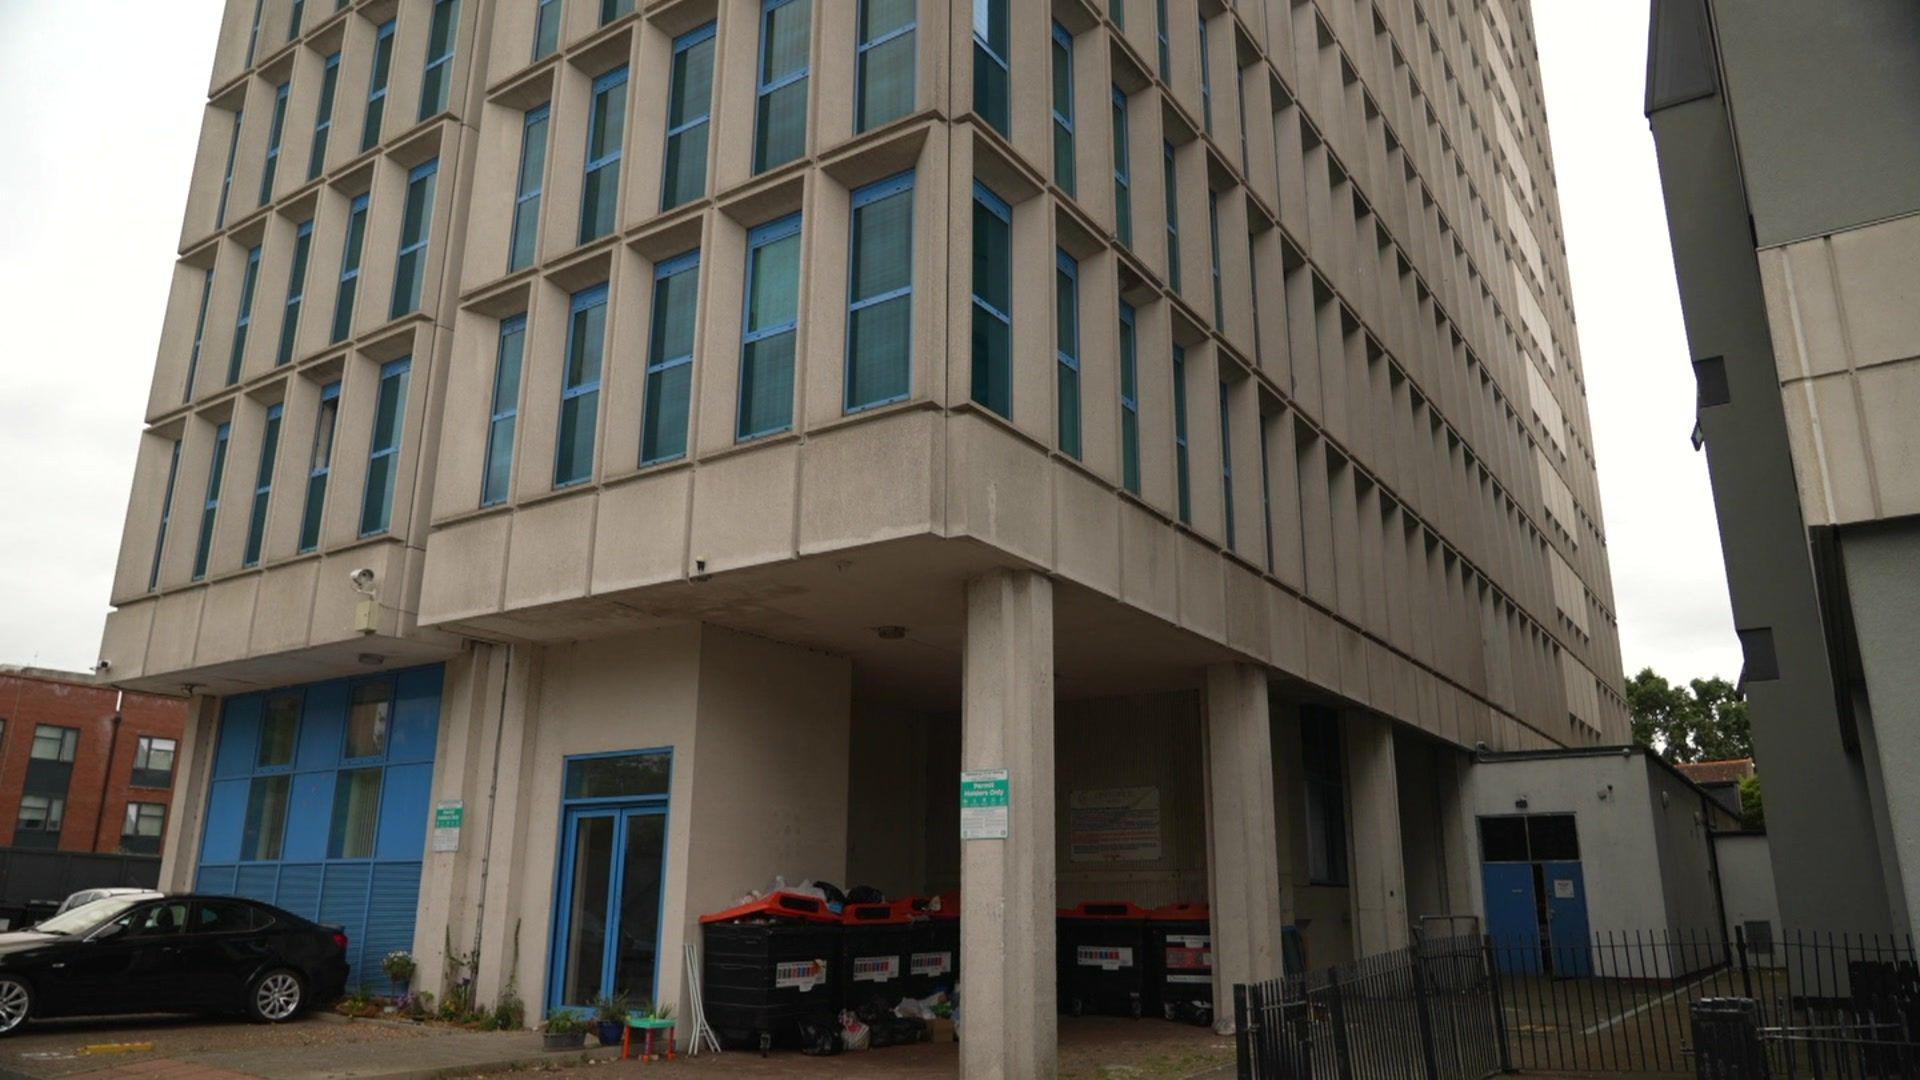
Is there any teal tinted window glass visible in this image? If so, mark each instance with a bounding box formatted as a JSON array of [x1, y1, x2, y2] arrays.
[[362, 20, 396, 151], [260, 81, 290, 205], [555, 286, 608, 486], [1119, 303, 1139, 494], [1173, 346, 1190, 523], [229, 245, 262, 384], [970, 184, 1012, 418], [332, 194, 370, 342], [857, 0, 915, 132], [972, 0, 1009, 136], [510, 105, 549, 271], [754, 0, 811, 173], [418, 0, 459, 120], [185, 268, 215, 402], [564, 751, 671, 799], [1163, 142, 1181, 291], [359, 358, 411, 536], [217, 108, 243, 228], [580, 67, 628, 242], [643, 251, 700, 464], [845, 171, 914, 411], [300, 382, 340, 551], [193, 423, 232, 581], [1219, 380, 1234, 549], [276, 221, 314, 367], [1111, 87, 1132, 247], [534, 0, 562, 60], [662, 25, 716, 210], [243, 403, 284, 567], [150, 440, 183, 590], [390, 159, 438, 317], [1050, 24, 1074, 195], [601, 0, 633, 23], [483, 315, 526, 506], [309, 53, 340, 180], [738, 214, 801, 439], [1055, 251, 1081, 459]]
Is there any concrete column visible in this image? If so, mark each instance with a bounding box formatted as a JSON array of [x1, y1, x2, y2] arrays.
[[157, 693, 221, 892], [1345, 712, 1410, 955], [959, 569, 1056, 1080], [1439, 753, 1479, 922], [1204, 663, 1286, 1026]]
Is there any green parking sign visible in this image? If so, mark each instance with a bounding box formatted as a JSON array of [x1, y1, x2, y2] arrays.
[[960, 769, 1010, 840]]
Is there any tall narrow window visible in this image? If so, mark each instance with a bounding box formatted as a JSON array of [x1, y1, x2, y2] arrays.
[[362, 19, 396, 152], [857, 0, 915, 132], [661, 25, 715, 211], [299, 382, 340, 552], [1155, 0, 1170, 79], [229, 244, 263, 384], [642, 251, 699, 464], [1247, 233, 1262, 359], [1055, 250, 1081, 459], [1111, 88, 1132, 247], [289, 0, 305, 39], [193, 423, 232, 581], [1218, 380, 1234, 549], [482, 315, 525, 506], [1110, 0, 1125, 29], [1173, 345, 1190, 523], [1119, 302, 1140, 494], [1198, 17, 1213, 135], [1303, 708, 1348, 885], [245, 0, 265, 66], [419, 0, 459, 120], [971, 183, 1013, 418], [243, 403, 284, 567], [739, 214, 802, 439], [260, 81, 290, 205], [150, 440, 183, 590], [509, 106, 549, 271], [534, 0, 562, 60], [1235, 64, 1250, 169], [555, 286, 608, 487], [216, 109, 244, 229], [1259, 412, 1274, 572], [601, 0, 634, 23], [331, 193, 369, 342], [276, 220, 314, 366], [1163, 142, 1181, 291], [184, 268, 215, 402], [846, 171, 915, 411], [754, 0, 811, 173], [390, 159, 439, 317], [308, 52, 340, 181], [360, 358, 411, 535], [1208, 190, 1223, 327], [1050, 24, 1075, 196], [973, 0, 1009, 136], [580, 67, 628, 243]]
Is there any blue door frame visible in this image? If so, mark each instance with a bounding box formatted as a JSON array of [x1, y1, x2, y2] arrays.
[[546, 750, 672, 1014]]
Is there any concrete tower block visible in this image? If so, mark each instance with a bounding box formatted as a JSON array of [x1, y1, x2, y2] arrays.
[[1204, 662, 1286, 1026]]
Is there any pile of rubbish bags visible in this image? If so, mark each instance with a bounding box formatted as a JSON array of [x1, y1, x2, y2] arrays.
[[733, 876, 888, 916]]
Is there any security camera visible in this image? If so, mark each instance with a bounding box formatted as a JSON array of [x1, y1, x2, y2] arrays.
[[350, 567, 378, 594], [95, 659, 112, 673]]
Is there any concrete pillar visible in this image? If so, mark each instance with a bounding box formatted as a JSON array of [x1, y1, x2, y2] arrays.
[[1345, 712, 1410, 955], [1204, 663, 1286, 1027], [959, 569, 1056, 1080], [1440, 753, 1479, 923], [157, 693, 221, 892]]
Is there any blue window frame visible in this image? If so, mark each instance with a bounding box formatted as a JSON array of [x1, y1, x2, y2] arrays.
[[185, 268, 215, 402], [973, 0, 1009, 136], [1235, 60, 1250, 169], [1208, 189, 1223, 327], [1055, 250, 1081, 459], [1198, 16, 1213, 135], [845, 171, 914, 412], [1050, 24, 1075, 195], [229, 244, 263, 384], [661, 24, 715, 211], [580, 67, 628, 243], [362, 19, 396, 152], [1164, 141, 1181, 291], [244, 404, 284, 568], [856, 0, 915, 132], [150, 439, 183, 590], [738, 214, 802, 440], [391, 159, 438, 317], [299, 382, 340, 552], [1119, 302, 1140, 495], [1112, 87, 1132, 247], [1156, 0, 1170, 79], [642, 251, 699, 464], [309, 52, 341, 181], [260, 81, 290, 206], [555, 286, 608, 487], [1219, 380, 1234, 549], [601, 0, 634, 24], [245, 0, 265, 66], [534, 0, 562, 60], [546, 749, 671, 1012], [418, 0, 460, 120], [1173, 345, 1191, 523], [289, 0, 305, 38], [331, 193, 370, 342], [753, 0, 811, 174], [193, 422, 232, 581], [510, 105, 550, 271], [359, 358, 411, 536], [216, 108, 243, 229], [276, 220, 314, 367], [482, 315, 526, 506], [971, 183, 1013, 419]]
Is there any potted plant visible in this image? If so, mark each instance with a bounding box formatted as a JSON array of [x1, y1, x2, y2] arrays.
[[381, 950, 416, 998], [591, 992, 630, 1047], [543, 1009, 587, 1050]]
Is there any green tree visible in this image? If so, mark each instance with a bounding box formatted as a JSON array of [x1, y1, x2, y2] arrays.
[[1625, 667, 1752, 763], [1738, 773, 1765, 831]]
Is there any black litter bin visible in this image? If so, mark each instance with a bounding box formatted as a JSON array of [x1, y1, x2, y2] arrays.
[[700, 892, 843, 1051], [839, 900, 914, 1010], [907, 893, 959, 999], [1058, 901, 1151, 1017], [1147, 902, 1212, 1023]]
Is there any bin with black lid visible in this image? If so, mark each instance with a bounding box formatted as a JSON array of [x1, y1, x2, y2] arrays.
[[838, 899, 915, 1010], [699, 891, 843, 1052], [907, 893, 959, 999], [1058, 900, 1151, 1017], [1147, 902, 1213, 1023]]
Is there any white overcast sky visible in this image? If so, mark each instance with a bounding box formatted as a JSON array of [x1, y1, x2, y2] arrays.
[[0, 2, 1741, 682]]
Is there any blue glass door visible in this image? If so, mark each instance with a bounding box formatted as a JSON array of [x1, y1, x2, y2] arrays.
[[553, 806, 667, 1009]]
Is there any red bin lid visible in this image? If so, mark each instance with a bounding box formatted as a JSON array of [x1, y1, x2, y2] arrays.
[[1149, 902, 1211, 921], [842, 899, 915, 925], [700, 891, 842, 925], [1060, 900, 1151, 920]]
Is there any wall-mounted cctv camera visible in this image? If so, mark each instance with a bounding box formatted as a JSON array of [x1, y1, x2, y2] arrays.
[[350, 567, 378, 596]]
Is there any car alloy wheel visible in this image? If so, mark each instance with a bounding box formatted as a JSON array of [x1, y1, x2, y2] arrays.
[[0, 978, 30, 1035], [255, 971, 302, 1021]]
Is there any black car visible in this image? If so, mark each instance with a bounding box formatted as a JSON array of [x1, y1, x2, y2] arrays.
[[0, 893, 350, 1035]]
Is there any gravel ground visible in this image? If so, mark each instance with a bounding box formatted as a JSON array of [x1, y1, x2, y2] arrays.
[[0, 1011, 437, 1077]]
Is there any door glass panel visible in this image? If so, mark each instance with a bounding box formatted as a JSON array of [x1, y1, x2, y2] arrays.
[[611, 813, 666, 1001], [561, 814, 616, 1005]]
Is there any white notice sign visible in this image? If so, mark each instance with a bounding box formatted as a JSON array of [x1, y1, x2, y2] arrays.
[[960, 769, 1011, 840]]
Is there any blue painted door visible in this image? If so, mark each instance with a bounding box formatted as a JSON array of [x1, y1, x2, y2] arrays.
[[1482, 862, 1542, 975], [1542, 861, 1592, 977], [551, 806, 668, 1011]]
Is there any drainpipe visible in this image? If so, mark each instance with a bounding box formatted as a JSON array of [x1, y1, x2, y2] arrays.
[[468, 643, 513, 1000], [91, 709, 124, 852]]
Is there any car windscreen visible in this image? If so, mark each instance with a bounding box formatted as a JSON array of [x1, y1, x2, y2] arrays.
[[33, 895, 149, 935]]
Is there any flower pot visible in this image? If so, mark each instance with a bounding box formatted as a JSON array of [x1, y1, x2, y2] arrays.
[[543, 1030, 586, 1051], [594, 1020, 624, 1047]]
